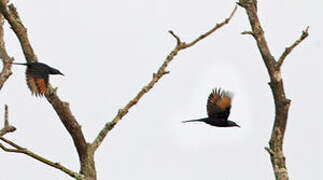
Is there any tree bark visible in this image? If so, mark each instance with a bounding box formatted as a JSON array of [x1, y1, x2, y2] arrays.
[[239, 0, 308, 179]]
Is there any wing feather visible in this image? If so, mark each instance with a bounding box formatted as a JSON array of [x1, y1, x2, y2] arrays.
[[207, 88, 233, 119], [36, 78, 48, 94], [26, 67, 49, 96], [26, 69, 39, 95]]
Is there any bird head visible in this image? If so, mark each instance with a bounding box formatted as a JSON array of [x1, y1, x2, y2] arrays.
[[49, 68, 64, 76], [227, 120, 240, 128]]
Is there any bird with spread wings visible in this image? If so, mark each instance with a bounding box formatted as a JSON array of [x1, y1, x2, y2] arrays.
[[182, 88, 240, 127], [12, 62, 64, 96]]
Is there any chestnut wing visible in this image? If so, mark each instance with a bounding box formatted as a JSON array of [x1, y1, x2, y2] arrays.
[[26, 67, 49, 96], [206, 88, 232, 120]]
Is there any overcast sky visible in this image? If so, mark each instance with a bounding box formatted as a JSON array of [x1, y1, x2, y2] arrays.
[[0, 0, 322, 179]]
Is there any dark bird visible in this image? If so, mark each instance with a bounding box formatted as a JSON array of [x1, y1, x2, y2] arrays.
[[182, 88, 240, 127], [12, 62, 64, 96]]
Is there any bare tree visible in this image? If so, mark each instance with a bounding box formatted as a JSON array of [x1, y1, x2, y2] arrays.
[[0, 1, 310, 179], [0, 1, 238, 179], [238, 0, 308, 180]]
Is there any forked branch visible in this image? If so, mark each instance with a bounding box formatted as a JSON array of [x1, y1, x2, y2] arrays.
[[0, 105, 83, 179], [0, 1, 90, 178], [0, 136, 83, 180], [238, 0, 309, 180], [91, 5, 238, 151], [0, 105, 16, 136], [277, 26, 309, 68], [0, 1, 239, 179]]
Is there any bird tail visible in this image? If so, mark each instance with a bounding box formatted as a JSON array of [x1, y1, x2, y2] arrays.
[[11, 62, 28, 66], [182, 118, 208, 123]]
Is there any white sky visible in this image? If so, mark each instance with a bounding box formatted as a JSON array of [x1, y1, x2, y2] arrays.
[[0, 0, 322, 179]]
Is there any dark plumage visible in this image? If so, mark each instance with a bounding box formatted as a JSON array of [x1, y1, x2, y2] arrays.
[[182, 88, 240, 127], [12, 62, 64, 96]]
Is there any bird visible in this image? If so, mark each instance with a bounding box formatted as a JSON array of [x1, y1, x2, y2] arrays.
[[11, 62, 64, 96], [182, 88, 240, 127]]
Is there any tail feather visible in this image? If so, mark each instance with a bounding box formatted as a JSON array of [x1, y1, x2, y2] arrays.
[[11, 62, 28, 66], [182, 118, 207, 123]]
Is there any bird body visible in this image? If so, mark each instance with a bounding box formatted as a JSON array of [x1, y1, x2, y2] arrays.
[[12, 62, 63, 96], [182, 118, 238, 127], [182, 88, 240, 128]]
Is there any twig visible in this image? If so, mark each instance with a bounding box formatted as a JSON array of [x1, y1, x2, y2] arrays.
[[265, 147, 274, 155], [0, 136, 24, 149], [0, 136, 83, 180], [184, 5, 238, 48], [277, 26, 309, 68], [91, 5, 238, 151], [4, 104, 8, 126], [241, 30, 254, 37], [169, 30, 181, 46], [0, 105, 16, 136], [0, 143, 22, 153]]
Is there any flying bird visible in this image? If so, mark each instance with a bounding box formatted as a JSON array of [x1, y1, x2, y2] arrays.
[[182, 88, 240, 127], [12, 62, 64, 96]]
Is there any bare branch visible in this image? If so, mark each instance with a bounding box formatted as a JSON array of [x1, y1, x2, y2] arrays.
[[0, 105, 16, 136], [4, 104, 8, 126], [238, 0, 306, 179], [45, 94, 88, 167], [0, 1, 13, 90], [265, 147, 274, 155], [184, 5, 238, 48], [0, 2, 88, 155], [0, 2, 37, 62], [268, 127, 289, 180], [1, 1, 238, 179], [0, 1, 92, 178], [0, 123, 15, 136], [277, 26, 309, 68], [91, 5, 238, 151], [241, 30, 254, 37], [0, 143, 22, 153], [0, 104, 83, 179], [0, 136, 83, 180], [168, 30, 181, 46], [0, 136, 24, 149]]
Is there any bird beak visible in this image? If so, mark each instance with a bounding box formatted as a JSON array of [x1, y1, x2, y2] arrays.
[[236, 125, 241, 128], [60, 72, 64, 76]]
